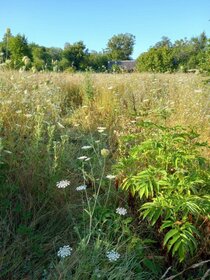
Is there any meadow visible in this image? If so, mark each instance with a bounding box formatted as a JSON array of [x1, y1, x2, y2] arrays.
[[0, 70, 209, 279]]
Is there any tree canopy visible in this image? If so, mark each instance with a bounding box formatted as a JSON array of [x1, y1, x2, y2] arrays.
[[0, 28, 209, 73], [106, 33, 135, 60]]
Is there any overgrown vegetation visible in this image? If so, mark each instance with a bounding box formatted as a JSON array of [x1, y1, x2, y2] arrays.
[[136, 33, 210, 73], [0, 70, 209, 279], [0, 28, 209, 73]]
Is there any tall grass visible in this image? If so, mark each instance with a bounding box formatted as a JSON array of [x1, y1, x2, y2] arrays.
[[0, 70, 209, 279]]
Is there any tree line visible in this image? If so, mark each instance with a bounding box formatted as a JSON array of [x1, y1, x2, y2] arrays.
[[136, 33, 210, 73], [0, 28, 209, 73], [0, 29, 135, 72]]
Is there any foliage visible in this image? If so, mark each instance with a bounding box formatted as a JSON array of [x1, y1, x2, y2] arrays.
[[0, 71, 209, 279], [7, 34, 31, 68], [62, 41, 88, 71], [116, 121, 210, 262], [106, 33, 135, 60], [136, 32, 209, 73], [86, 51, 109, 72]]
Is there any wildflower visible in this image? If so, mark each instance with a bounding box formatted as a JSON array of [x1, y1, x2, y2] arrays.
[[106, 250, 120, 262], [77, 156, 88, 160], [97, 126, 106, 130], [101, 148, 109, 157], [81, 145, 92, 150], [98, 129, 105, 133], [116, 207, 127, 216], [57, 245, 72, 258], [76, 185, 87, 191], [97, 126, 106, 133], [85, 157, 91, 161], [95, 140, 100, 143], [106, 174, 116, 180], [56, 180, 70, 189]]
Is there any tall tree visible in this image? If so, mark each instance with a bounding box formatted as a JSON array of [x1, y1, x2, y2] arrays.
[[62, 41, 88, 70], [8, 34, 31, 68], [0, 28, 13, 61], [107, 33, 135, 60]]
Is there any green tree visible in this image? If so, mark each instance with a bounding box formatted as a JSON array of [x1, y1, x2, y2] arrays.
[[8, 34, 31, 68], [136, 46, 174, 72], [86, 51, 108, 72], [0, 28, 13, 62], [62, 41, 88, 70], [107, 33, 135, 60], [30, 44, 54, 70]]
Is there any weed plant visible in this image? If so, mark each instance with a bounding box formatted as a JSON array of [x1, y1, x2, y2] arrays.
[[0, 70, 209, 279]]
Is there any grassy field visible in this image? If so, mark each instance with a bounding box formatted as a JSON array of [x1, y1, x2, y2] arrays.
[[0, 70, 209, 279]]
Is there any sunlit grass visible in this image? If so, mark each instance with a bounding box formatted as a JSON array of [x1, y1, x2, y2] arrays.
[[0, 70, 209, 279]]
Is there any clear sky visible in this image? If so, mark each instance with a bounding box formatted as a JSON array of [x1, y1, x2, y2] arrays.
[[0, 0, 209, 58]]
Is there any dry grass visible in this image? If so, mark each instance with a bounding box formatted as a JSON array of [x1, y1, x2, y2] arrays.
[[0, 70, 209, 279]]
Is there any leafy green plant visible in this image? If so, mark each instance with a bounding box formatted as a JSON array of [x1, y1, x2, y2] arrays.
[[116, 121, 210, 262]]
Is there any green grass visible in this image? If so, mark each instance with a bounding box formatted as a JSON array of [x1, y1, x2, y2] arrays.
[[0, 70, 209, 279]]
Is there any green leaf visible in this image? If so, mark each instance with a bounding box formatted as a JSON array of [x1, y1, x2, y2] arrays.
[[143, 259, 158, 275], [163, 228, 179, 246], [167, 233, 181, 252], [160, 220, 174, 231], [172, 238, 182, 256]]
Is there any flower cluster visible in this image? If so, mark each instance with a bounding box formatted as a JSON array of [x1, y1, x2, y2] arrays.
[[97, 126, 106, 133], [81, 145, 92, 150], [56, 180, 70, 189], [106, 174, 116, 180], [116, 207, 127, 216], [76, 185, 87, 191], [106, 250, 120, 262], [77, 156, 91, 161], [57, 245, 72, 258]]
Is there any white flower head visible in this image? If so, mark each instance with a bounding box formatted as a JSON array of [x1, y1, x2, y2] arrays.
[[76, 185, 87, 191], [97, 126, 106, 133], [106, 250, 120, 262], [116, 207, 127, 216], [81, 145, 92, 150], [56, 180, 70, 189], [57, 245, 72, 258], [77, 156, 88, 160], [106, 174, 116, 180]]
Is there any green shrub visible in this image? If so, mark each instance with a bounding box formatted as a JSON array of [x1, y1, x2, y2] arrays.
[[116, 121, 210, 262]]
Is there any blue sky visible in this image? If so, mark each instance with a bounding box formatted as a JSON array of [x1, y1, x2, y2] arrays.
[[0, 0, 209, 58]]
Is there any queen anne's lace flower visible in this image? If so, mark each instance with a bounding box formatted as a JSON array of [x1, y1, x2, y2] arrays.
[[116, 207, 127, 216], [106, 250, 120, 262], [56, 180, 70, 189], [106, 174, 116, 180], [76, 185, 87, 191], [77, 156, 88, 160], [81, 145, 92, 150], [57, 245, 72, 258], [97, 127, 106, 133]]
